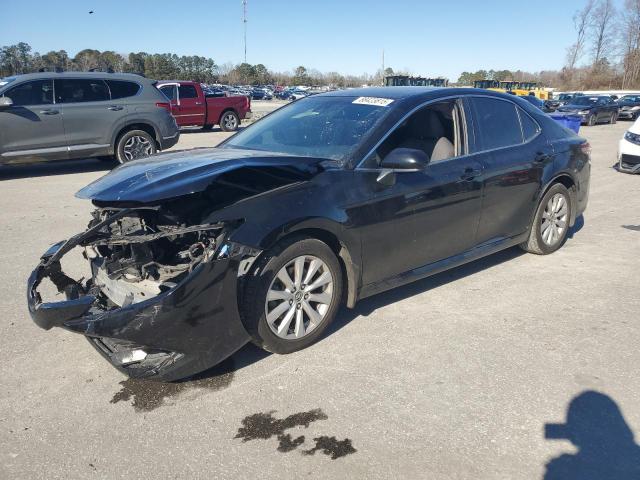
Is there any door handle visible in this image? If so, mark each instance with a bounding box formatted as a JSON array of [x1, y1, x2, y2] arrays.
[[534, 152, 553, 163], [39, 109, 59, 115], [460, 167, 481, 181], [107, 105, 124, 111], [195, 102, 203, 105]]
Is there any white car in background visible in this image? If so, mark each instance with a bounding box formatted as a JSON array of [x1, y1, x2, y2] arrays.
[[618, 117, 640, 173]]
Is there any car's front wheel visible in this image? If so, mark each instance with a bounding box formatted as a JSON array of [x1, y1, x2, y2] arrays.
[[520, 183, 572, 255], [116, 130, 156, 163], [241, 237, 343, 354], [587, 114, 596, 126]]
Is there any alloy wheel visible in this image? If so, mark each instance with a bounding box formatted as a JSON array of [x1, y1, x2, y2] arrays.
[[265, 255, 334, 340], [222, 113, 238, 130], [541, 193, 569, 246], [122, 135, 153, 161]]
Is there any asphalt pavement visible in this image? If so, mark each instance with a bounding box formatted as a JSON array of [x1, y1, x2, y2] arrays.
[[1, 118, 639, 479]]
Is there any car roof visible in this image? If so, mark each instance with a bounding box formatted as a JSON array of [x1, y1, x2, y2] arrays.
[[3, 71, 150, 82]]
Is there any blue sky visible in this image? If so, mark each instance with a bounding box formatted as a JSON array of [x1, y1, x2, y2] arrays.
[[1, 0, 613, 80]]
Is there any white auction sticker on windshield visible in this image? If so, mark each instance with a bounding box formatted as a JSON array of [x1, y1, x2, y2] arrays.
[[352, 96, 394, 107]]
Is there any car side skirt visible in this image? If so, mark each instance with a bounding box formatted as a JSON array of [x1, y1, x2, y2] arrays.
[[358, 233, 529, 300]]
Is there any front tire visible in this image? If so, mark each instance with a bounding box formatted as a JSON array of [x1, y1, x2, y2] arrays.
[[587, 114, 596, 127], [219, 111, 240, 132], [520, 183, 572, 255], [115, 130, 156, 164], [241, 237, 343, 354]]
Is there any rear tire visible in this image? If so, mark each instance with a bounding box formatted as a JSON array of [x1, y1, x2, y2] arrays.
[[115, 130, 156, 164], [219, 111, 240, 132], [241, 236, 343, 354], [520, 183, 572, 255]]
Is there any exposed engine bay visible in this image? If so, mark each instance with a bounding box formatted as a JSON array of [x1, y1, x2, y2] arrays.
[[38, 205, 229, 311], [85, 207, 226, 307]]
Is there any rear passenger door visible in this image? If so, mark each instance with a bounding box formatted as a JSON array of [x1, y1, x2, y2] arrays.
[[55, 78, 124, 157], [470, 97, 549, 245]]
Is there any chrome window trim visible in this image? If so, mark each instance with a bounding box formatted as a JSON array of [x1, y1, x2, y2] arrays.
[[355, 94, 542, 171]]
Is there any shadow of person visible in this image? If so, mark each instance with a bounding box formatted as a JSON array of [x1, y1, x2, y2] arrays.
[[544, 390, 640, 479]]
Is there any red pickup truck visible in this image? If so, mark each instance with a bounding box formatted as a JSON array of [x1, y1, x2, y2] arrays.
[[157, 81, 251, 132]]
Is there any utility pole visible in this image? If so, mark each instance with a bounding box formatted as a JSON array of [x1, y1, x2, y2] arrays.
[[381, 49, 385, 86], [242, 0, 248, 63]]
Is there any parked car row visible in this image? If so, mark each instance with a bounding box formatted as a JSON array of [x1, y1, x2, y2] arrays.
[[545, 92, 640, 123]]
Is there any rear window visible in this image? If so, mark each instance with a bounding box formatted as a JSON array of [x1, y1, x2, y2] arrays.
[[159, 84, 176, 101], [471, 97, 523, 150], [106, 80, 140, 99], [178, 84, 198, 99], [55, 78, 110, 103]]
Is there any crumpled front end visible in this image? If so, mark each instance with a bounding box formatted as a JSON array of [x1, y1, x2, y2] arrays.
[[27, 206, 259, 381]]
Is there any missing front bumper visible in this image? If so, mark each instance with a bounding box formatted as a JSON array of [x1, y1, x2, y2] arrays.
[[27, 239, 257, 381]]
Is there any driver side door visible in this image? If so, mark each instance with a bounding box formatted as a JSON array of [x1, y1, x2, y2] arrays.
[[0, 78, 68, 163], [352, 98, 485, 290]]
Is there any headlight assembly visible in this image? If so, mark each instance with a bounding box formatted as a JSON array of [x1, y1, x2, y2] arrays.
[[625, 131, 640, 145]]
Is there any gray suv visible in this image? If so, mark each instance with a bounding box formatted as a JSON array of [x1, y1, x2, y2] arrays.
[[0, 72, 179, 165]]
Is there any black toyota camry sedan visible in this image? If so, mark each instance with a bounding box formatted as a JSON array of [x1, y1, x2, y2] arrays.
[[27, 87, 590, 381]]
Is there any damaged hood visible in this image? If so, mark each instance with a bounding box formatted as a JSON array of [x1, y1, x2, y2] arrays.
[[76, 148, 327, 204]]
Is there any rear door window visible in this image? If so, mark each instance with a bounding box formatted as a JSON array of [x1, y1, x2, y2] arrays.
[[55, 79, 110, 103], [3, 79, 54, 106], [471, 97, 524, 150], [106, 80, 140, 99], [178, 84, 198, 99], [159, 84, 177, 101]]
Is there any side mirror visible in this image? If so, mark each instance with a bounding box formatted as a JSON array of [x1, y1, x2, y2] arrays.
[[0, 97, 13, 109], [380, 148, 429, 171]]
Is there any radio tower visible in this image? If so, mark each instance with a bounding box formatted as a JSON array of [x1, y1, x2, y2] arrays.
[[242, 0, 248, 63]]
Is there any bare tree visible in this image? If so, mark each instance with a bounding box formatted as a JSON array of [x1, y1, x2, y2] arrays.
[[567, 0, 595, 71], [621, 0, 640, 88], [590, 0, 617, 65]]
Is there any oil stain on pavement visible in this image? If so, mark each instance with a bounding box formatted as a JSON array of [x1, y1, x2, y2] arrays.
[[302, 436, 357, 460], [235, 409, 356, 459], [110, 358, 235, 412]]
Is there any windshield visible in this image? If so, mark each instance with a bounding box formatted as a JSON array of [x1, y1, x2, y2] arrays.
[[223, 95, 391, 160], [0, 77, 16, 90], [572, 96, 598, 106], [619, 95, 640, 104]]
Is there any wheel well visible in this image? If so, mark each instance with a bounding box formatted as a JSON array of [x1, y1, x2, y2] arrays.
[[544, 174, 577, 224], [218, 108, 238, 124], [269, 228, 358, 309], [114, 123, 159, 150]]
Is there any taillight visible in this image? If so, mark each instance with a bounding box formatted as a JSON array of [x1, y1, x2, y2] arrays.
[[155, 102, 171, 113], [580, 142, 592, 156]]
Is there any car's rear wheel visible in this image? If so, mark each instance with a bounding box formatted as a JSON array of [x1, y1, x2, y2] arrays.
[[520, 183, 572, 255], [219, 111, 240, 132], [116, 130, 156, 163], [241, 237, 343, 354]]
